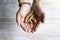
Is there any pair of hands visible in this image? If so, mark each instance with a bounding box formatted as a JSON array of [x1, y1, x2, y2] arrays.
[[16, 4, 42, 33], [16, 11, 39, 33], [16, 5, 39, 33]]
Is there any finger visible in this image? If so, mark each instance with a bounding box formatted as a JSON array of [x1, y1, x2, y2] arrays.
[[16, 16, 28, 32], [20, 25, 27, 32], [25, 23, 32, 32], [21, 22, 32, 32], [31, 25, 36, 33], [31, 23, 39, 32], [21, 23, 29, 32], [34, 22, 41, 32]]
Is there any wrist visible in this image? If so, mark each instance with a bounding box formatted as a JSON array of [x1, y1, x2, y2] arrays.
[[19, 4, 31, 17]]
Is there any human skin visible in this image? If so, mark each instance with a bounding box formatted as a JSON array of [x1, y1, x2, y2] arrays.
[[16, 4, 32, 32], [16, 0, 45, 33]]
